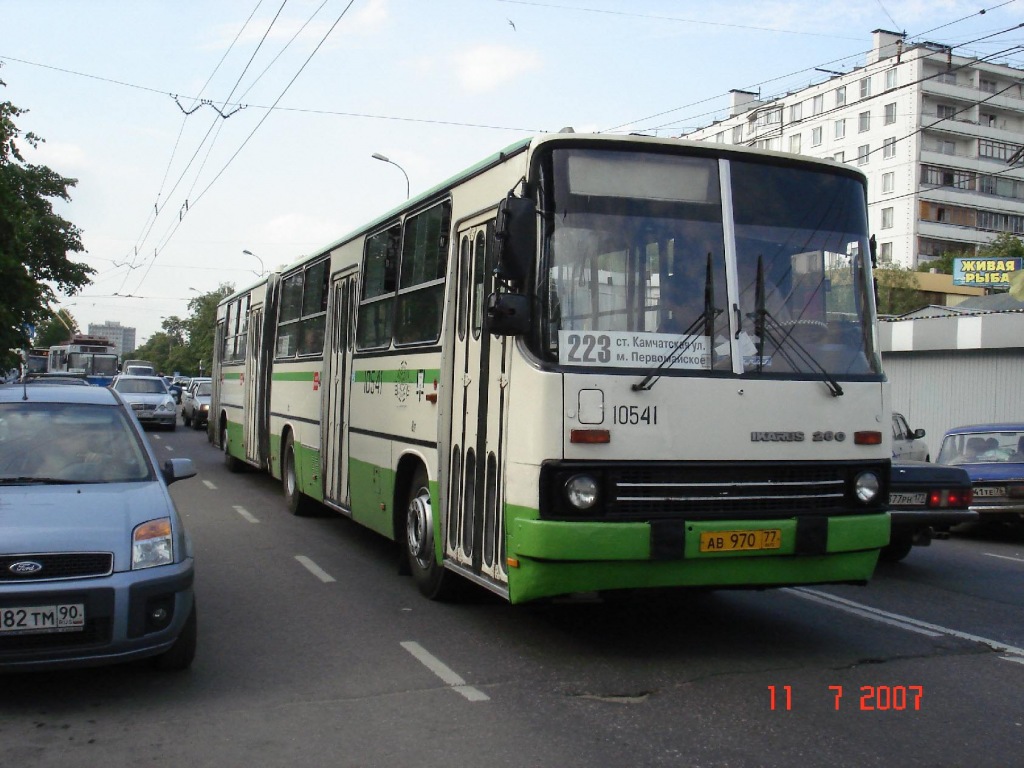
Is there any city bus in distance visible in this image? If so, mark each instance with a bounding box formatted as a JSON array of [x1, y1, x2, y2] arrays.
[[211, 133, 891, 604], [48, 335, 119, 386]]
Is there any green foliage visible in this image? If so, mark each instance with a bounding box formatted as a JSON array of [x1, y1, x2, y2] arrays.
[[34, 309, 78, 349], [874, 263, 925, 316], [0, 78, 93, 369], [978, 232, 1024, 259], [915, 252, 960, 274], [131, 285, 233, 376]]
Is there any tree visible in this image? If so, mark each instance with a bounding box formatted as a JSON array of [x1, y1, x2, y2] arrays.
[[874, 263, 925, 316], [131, 285, 232, 376], [34, 308, 78, 349], [0, 76, 92, 369], [977, 231, 1024, 259]]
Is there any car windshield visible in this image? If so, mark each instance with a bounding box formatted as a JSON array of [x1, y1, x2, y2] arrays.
[[196, 382, 212, 396], [937, 430, 1024, 465], [116, 379, 167, 394], [0, 402, 152, 483]]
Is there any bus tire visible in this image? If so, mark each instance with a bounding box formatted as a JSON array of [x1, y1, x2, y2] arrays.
[[283, 433, 314, 516], [404, 466, 459, 600], [221, 421, 242, 473]]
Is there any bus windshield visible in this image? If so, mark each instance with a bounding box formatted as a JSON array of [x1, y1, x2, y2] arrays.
[[536, 147, 882, 379]]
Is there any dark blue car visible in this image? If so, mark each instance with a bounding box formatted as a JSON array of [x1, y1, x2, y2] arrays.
[[935, 423, 1024, 525]]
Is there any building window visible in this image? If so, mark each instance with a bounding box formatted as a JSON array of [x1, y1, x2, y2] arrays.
[[881, 207, 894, 229], [882, 172, 895, 193], [938, 140, 956, 156], [857, 144, 870, 165], [936, 71, 956, 85], [812, 94, 824, 115], [885, 68, 897, 91], [715, 132, 725, 143], [835, 86, 846, 107], [979, 78, 997, 94], [732, 125, 743, 143], [834, 151, 845, 163], [883, 137, 897, 159], [859, 76, 871, 99], [811, 126, 823, 146], [858, 111, 870, 132], [834, 119, 846, 139], [879, 242, 893, 263], [936, 104, 957, 120], [789, 102, 803, 122], [982, 113, 997, 128], [789, 133, 802, 154], [884, 102, 897, 124], [979, 138, 1023, 162]]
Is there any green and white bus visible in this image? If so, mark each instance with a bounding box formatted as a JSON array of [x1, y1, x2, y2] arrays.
[[211, 133, 892, 604]]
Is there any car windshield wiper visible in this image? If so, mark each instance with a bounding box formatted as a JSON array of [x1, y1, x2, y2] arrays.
[[0, 476, 82, 485], [749, 256, 843, 398], [633, 254, 722, 392]]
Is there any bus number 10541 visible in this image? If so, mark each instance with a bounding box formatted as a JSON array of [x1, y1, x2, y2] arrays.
[[613, 405, 657, 425]]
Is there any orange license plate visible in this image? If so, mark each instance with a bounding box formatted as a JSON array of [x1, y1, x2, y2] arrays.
[[699, 529, 782, 553]]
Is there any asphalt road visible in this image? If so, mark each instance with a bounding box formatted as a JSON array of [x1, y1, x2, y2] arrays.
[[1, 422, 1021, 768]]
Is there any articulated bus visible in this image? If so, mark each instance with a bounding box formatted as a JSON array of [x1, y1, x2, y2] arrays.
[[47, 335, 119, 386], [211, 133, 892, 604]]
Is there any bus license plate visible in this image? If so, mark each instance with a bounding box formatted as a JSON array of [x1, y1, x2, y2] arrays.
[[699, 529, 782, 553], [0, 604, 85, 634], [891, 492, 927, 506]]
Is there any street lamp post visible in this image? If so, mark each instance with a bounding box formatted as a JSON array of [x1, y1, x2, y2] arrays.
[[241, 249, 267, 277], [371, 153, 410, 199]]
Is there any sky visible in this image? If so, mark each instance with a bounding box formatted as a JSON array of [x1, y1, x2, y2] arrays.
[[3, 0, 1022, 345]]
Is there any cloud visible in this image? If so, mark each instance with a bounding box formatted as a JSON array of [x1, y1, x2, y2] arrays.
[[450, 44, 543, 93]]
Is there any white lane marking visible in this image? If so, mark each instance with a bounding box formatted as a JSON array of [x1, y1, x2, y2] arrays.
[[400, 641, 490, 702], [202, 480, 217, 490], [787, 588, 941, 637], [233, 505, 259, 524], [789, 587, 1024, 663], [983, 552, 1024, 564], [295, 555, 336, 583]]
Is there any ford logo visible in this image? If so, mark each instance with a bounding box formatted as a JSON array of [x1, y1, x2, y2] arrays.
[[9, 561, 44, 575]]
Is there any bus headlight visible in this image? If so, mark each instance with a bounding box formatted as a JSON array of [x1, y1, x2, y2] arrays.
[[854, 471, 881, 504], [564, 475, 600, 511]]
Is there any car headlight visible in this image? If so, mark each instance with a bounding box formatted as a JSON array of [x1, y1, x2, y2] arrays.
[[854, 471, 881, 504], [564, 474, 600, 510], [199, 403, 209, 412], [133, 518, 173, 569], [159, 399, 175, 411]]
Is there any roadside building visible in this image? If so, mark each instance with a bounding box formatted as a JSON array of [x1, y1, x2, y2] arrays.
[[684, 30, 1024, 270], [88, 320, 137, 358]]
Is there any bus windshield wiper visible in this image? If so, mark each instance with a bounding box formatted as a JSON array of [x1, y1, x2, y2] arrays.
[[633, 255, 721, 392], [0, 476, 81, 485], [750, 257, 843, 398]]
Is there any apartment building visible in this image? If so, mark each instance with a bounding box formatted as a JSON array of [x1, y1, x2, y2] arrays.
[[683, 30, 1024, 270], [88, 320, 136, 358]]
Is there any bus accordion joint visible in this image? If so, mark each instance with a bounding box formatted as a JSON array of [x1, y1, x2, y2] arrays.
[[571, 429, 611, 444], [854, 431, 883, 445]]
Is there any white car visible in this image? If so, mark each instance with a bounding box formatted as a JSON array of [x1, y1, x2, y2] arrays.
[[892, 412, 929, 462]]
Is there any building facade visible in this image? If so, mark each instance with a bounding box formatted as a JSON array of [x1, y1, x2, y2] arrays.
[[684, 30, 1024, 270], [88, 320, 136, 358]]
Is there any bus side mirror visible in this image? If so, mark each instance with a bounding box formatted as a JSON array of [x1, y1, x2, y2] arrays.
[[495, 195, 535, 284], [486, 293, 530, 336]]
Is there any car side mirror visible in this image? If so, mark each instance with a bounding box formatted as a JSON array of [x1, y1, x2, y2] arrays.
[[913, 428, 926, 439], [162, 457, 197, 485]]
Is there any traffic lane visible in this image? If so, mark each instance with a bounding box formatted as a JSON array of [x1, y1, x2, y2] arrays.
[[6, 428, 1019, 766], [823, 529, 1024, 651]]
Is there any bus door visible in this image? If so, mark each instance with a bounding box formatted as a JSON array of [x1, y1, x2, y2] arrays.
[[323, 271, 356, 509], [447, 221, 510, 587], [244, 305, 263, 466]]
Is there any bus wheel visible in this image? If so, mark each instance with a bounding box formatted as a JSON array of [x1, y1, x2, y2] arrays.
[[283, 434, 313, 516], [221, 422, 242, 473], [405, 467, 458, 599]]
